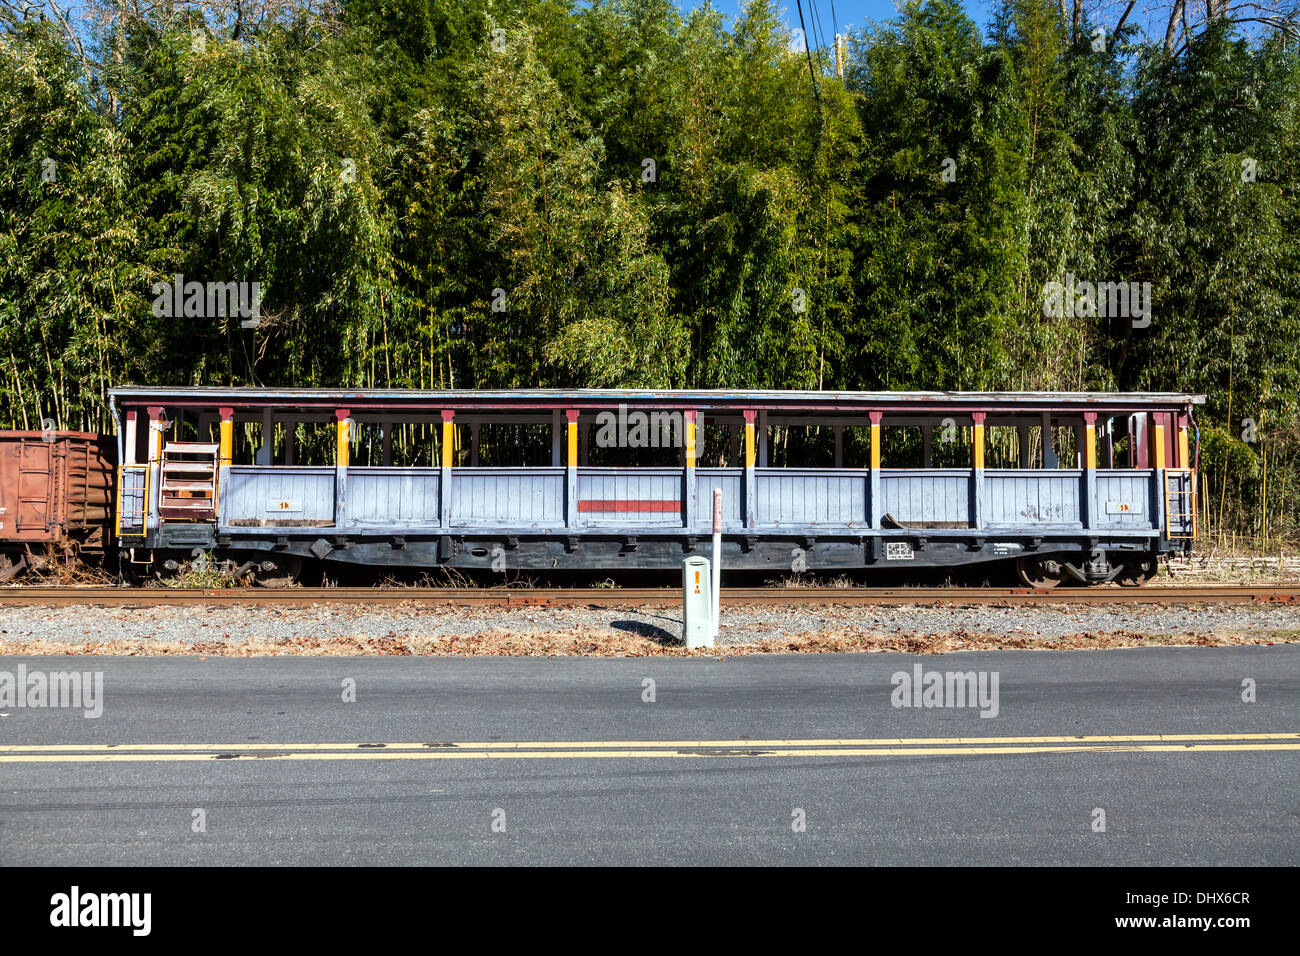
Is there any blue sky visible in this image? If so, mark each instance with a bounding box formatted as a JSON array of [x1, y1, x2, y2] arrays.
[[683, 0, 1001, 35]]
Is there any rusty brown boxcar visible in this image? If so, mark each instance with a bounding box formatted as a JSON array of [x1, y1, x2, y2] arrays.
[[0, 432, 114, 580]]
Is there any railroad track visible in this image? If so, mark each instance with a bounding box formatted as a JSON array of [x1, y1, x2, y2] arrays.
[[0, 585, 1297, 607]]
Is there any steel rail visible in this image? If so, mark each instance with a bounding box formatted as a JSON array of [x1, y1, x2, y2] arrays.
[[0, 586, 1297, 607]]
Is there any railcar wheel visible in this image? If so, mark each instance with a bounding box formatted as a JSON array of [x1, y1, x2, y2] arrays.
[[256, 555, 302, 588], [1016, 555, 1065, 589], [1116, 555, 1157, 588]]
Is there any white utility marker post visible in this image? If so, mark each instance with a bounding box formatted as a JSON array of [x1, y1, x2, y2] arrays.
[[711, 488, 723, 640], [682, 555, 712, 649]]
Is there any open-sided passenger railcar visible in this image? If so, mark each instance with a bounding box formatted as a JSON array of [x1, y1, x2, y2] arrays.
[[108, 388, 1202, 586]]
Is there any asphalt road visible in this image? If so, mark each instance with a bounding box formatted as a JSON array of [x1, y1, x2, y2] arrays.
[[1, 646, 1296, 865]]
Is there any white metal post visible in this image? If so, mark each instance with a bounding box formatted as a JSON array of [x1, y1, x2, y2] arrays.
[[682, 556, 712, 649], [711, 488, 722, 639]]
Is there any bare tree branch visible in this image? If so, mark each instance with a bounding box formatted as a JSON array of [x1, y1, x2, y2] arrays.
[[1114, 0, 1138, 37], [1165, 0, 1186, 54]]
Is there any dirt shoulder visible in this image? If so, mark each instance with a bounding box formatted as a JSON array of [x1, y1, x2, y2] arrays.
[[1, 600, 1297, 656]]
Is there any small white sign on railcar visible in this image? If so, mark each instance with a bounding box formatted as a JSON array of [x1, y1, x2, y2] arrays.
[[885, 542, 915, 561]]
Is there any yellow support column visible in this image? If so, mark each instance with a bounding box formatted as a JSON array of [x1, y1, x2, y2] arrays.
[[1152, 414, 1167, 470], [218, 412, 233, 469], [1177, 414, 1190, 469], [440, 410, 455, 529], [216, 406, 234, 524], [335, 411, 350, 468], [334, 409, 351, 529], [743, 410, 757, 527], [685, 410, 698, 528], [442, 413, 455, 469], [869, 411, 882, 531], [566, 410, 579, 529], [1083, 412, 1097, 530], [971, 412, 986, 531]]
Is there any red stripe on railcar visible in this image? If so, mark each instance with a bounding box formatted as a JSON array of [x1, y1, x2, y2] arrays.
[[579, 500, 681, 514]]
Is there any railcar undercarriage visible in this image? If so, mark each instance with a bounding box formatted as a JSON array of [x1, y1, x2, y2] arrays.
[[133, 526, 1166, 589]]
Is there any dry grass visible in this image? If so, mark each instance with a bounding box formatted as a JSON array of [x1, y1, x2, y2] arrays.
[[24, 546, 117, 587], [374, 567, 542, 589], [766, 573, 859, 589], [1165, 551, 1300, 584]]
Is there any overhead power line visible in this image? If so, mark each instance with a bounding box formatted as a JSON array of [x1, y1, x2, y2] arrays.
[[808, 0, 829, 55], [796, 0, 820, 100]]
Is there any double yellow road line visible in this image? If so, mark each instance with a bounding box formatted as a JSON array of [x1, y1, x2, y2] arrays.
[[1, 733, 1297, 763]]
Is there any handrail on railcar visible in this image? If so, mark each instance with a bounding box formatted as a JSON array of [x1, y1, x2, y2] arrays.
[[1163, 467, 1197, 540]]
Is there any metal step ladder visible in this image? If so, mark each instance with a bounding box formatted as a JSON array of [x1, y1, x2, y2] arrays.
[[160, 442, 218, 521], [1163, 468, 1197, 540]]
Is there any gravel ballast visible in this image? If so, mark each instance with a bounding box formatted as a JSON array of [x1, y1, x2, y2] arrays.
[[1, 600, 1298, 656]]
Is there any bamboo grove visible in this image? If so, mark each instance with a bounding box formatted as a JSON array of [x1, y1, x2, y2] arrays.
[[2, 0, 1299, 546]]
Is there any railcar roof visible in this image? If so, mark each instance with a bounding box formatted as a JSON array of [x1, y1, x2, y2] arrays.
[[108, 387, 1205, 412]]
